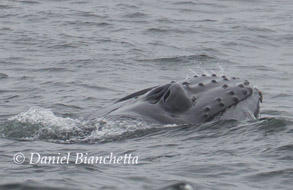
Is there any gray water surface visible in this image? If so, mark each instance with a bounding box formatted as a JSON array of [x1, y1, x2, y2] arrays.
[[0, 0, 293, 189]]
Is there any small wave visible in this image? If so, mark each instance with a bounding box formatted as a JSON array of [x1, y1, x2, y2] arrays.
[[159, 182, 194, 190], [32, 67, 72, 73], [116, 3, 138, 9], [138, 54, 216, 64], [271, 93, 291, 98], [0, 73, 8, 79], [63, 20, 111, 27], [123, 12, 148, 18], [146, 28, 169, 33], [74, 11, 106, 19], [0, 27, 13, 31], [74, 83, 118, 92], [173, 1, 197, 5], [255, 117, 291, 133], [145, 27, 195, 34], [275, 144, 293, 151], [16, 0, 41, 5], [48, 42, 79, 49], [0, 181, 72, 190], [232, 25, 276, 33], [0, 5, 12, 9], [246, 168, 293, 182]]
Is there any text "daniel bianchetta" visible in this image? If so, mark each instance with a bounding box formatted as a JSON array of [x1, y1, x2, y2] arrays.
[[13, 152, 139, 165]]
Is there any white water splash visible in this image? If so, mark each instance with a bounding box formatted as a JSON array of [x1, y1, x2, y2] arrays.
[[84, 117, 158, 141], [8, 107, 82, 130], [187, 62, 225, 79], [4, 107, 166, 142]]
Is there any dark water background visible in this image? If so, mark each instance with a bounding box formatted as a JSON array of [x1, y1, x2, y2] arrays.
[[0, 0, 293, 189]]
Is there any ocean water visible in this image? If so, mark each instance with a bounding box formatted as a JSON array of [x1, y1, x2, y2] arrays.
[[0, 0, 293, 189]]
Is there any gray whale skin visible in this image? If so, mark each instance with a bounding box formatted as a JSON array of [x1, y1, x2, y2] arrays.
[[92, 74, 262, 125]]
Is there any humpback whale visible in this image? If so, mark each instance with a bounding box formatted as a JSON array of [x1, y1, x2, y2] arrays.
[[88, 74, 262, 125]]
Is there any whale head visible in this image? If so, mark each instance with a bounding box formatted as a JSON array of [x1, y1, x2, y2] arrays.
[[108, 75, 262, 125]]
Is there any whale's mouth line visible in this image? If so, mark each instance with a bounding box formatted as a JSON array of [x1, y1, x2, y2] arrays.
[[204, 87, 261, 122]]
